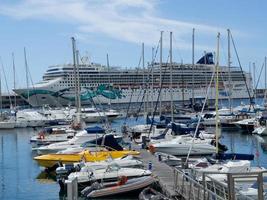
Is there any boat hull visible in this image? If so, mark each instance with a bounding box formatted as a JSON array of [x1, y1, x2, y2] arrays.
[[34, 150, 140, 168]]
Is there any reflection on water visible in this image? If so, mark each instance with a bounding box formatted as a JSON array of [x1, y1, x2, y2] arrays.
[[1, 117, 267, 199]]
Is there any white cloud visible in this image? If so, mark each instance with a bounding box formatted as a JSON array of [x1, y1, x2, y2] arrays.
[[0, 0, 225, 51]]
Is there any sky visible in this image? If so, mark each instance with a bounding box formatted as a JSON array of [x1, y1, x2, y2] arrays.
[[0, 0, 267, 91]]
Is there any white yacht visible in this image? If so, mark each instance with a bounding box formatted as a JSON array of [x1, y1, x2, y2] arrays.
[[36, 126, 107, 155], [68, 164, 152, 188], [149, 135, 216, 156]]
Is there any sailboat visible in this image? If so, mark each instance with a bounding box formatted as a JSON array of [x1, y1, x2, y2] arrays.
[[148, 32, 223, 156], [0, 60, 16, 129]]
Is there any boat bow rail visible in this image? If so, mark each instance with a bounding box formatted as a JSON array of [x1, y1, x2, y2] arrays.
[[174, 168, 267, 200]]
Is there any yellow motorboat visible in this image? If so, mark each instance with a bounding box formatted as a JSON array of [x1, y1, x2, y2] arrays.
[[34, 149, 140, 168]]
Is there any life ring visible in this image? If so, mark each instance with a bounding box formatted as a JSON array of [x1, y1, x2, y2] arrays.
[[148, 145, 156, 154], [117, 176, 128, 186]]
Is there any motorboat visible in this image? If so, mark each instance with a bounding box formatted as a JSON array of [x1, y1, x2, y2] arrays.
[[36, 126, 107, 155], [252, 126, 267, 136], [56, 155, 143, 176], [233, 118, 257, 133], [139, 187, 171, 200], [0, 119, 16, 129], [190, 159, 265, 181], [34, 149, 140, 168], [30, 126, 76, 147], [80, 108, 120, 123], [81, 176, 155, 198], [68, 163, 151, 189], [149, 135, 217, 156], [57, 134, 123, 154]]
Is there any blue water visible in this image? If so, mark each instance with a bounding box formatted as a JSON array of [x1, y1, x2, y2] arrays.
[[1, 115, 267, 199]]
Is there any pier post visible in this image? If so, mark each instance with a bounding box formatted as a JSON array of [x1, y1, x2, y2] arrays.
[[66, 177, 78, 200], [142, 136, 147, 149], [227, 174, 235, 200], [257, 172, 264, 200]]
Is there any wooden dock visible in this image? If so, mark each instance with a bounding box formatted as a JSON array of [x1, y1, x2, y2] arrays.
[[131, 143, 179, 199]]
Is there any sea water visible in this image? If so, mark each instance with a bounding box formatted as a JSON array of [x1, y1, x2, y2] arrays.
[[1, 103, 267, 199]]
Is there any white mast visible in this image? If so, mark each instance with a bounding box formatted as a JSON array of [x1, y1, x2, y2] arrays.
[[12, 53, 16, 108], [76, 50, 81, 114], [0, 67, 2, 112], [170, 31, 174, 122], [142, 43, 146, 115], [159, 31, 163, 116], [151, 47, 154, 113], [215, 32, 220, 154], [107, 54, 111, 108], [24, 47, 30, 103], [253, 62, 256, 104], [71, 37, 79, 112], [227, 29, 232, 112], [192, 28, 195, 107], [265, 56, 267, 103]]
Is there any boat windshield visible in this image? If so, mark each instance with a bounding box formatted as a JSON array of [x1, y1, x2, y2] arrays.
[[106, 163, 120, 172]]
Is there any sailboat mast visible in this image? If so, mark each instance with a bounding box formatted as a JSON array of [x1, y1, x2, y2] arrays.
[[142, 43, 146, 115], [227, 29, 232, 112], [192, 28, 195, 107], [24, 47, 30, 103], [76, 50, 81, 114], [0, 69, 2, 111], [253, 62, 256, 104], [151, 47, 154, 113], [215, 32, 220, 154], [12, 53, 16, 108], [170, 32, 174, 122], [71, 37, 79, 112], [107, 54, 111, 108], [159, 31, 163, 116], [181, 60, 185, 106], [265, 56, 267, 103]]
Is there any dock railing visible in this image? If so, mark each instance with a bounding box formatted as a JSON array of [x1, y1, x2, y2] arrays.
[[174, 168, 267, 200]]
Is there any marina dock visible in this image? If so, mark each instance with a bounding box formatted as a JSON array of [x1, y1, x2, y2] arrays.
[[131, 141, 267, 200], [131, 142, 178, 198]]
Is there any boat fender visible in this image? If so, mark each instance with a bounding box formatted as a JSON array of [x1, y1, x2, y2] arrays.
[[40, 134, 45, 140], [148, 161, 152, 170], [117, 176, 128, 186], [148, 145, 156, 154]]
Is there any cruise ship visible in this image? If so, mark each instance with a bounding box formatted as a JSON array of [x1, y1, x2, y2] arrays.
[[14, 53, 253, 107]]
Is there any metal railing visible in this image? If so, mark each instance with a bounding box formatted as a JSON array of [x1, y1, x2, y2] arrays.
[[174, 168, 267, 200]]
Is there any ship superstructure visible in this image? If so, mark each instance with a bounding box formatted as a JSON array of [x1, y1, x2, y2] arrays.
[[14, 54, 252, 107]]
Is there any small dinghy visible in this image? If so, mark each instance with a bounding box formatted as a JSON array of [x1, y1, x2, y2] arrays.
[[81, 176, 155, 198], [139, 187, 171, 200]]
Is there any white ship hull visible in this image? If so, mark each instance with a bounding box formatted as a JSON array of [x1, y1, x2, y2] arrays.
[[14, 85, 250, 107]]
